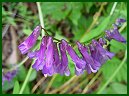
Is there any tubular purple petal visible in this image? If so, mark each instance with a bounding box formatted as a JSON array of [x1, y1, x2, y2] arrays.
[[59, 41, 70, 76], [18, 26, 41, 54], [116, 18, 126, 26], [31, 36, 48, 71], [98, 38, 106, 46], [91, 40, 115, 64], [111, 29, 126, 43], [42, 36, 55, 76], [45, 37, 54, 68], [62, 40, 86, 75], [77, 42, 100, 73], [53, 42, 61, 73]]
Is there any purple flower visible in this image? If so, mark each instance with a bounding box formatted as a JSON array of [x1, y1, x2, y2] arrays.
[[58, 41, 70, 76], [53, 42, 61, 73], [116, 18, 126, 26], [18, 26, 41, 54], [98, 38, 106, 46], [2, 70, 17, 85], [29, 36, 48, 71], [62, 40, 86, 75], [89, 40, 114, 64], [105, 18, 126, 43], [77, 42, 101, 74], [29, 36, 55, 77], [105, 29, 126, 43], [42, 36, 55, 76]]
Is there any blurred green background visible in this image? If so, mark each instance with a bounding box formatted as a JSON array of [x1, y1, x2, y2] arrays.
[[2, 2, 127, 94]]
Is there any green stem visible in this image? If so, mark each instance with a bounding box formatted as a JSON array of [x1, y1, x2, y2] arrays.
[[19, 62, 34, 94], [97, 49, 127, 94], [119, 22, 127, 32], [37, 2, 45, 37], [110, 2, 118, 16]]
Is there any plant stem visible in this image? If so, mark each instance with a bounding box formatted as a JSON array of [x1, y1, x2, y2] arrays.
[[97, 49, 127, 94], [119, 22, 127, 32], [110, 2, 118, 16], [19, 62, 34, 94], [37, 2, 45, 37]]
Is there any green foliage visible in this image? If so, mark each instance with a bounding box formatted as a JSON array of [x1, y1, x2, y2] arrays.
[[110, 82, 127, 94], [13, 80, 20, 94], [80, 16, 111, 42], [68, 2, 83, 26], [17, 65, 27, 81], [101, 57, 127, 82], [28, 69, 37, 82], [102, 82, 127, 94], [110, 40, 126, 53], [22, 84, 30, 94], [2, 78, 16, 92]]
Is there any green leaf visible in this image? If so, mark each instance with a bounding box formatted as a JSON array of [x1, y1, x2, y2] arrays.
[[84, 2, 94, 13], [23, 84, 30, 94], [80, 16, 111, 42], [111, 82, 127, 94], [101, 57, 127, 82], [17, 65, 27, 81], [69, 3, 83, 26], [110, 40, 126, 53], [23, 28, 32, 36], [42, 2, 71, 21], [73, 16, 92, 40], [2, 78, 16, 92], [28, 69, 37, 82], [13, 80, 20, 94]]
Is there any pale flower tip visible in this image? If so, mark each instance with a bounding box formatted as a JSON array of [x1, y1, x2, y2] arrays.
[[44, 74, 48, 77]]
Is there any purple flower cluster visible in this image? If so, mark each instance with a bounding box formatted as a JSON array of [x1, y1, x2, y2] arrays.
[[2, 70, 17, 85], [18, 18, 126, 76], [105, 18, 126, 43]]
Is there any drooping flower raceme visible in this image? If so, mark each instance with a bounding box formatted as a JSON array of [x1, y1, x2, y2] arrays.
[[18, 18, 126, 76], [18, 26, 41, 54]]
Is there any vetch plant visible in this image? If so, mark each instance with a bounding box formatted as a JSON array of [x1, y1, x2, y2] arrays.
[[18, 18, 126, 77]]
